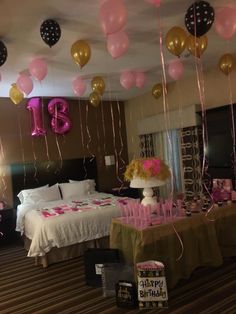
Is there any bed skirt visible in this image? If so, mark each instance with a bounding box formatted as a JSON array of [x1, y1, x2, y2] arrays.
[[24, 236, 110, 268]]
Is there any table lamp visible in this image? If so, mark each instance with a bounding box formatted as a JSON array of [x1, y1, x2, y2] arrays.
[[124, 157, 170, 206]]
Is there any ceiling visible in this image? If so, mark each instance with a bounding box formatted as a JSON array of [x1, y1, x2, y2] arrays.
[[0, 0, 235, 101]]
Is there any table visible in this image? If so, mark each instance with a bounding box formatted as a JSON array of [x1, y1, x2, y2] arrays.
[[110, 204, 236, 289]]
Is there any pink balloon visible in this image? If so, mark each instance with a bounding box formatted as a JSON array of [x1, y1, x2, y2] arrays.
[[214, 7, 236, 40], [29, 58, 48, 81], [120, 71, 135, 90], [107, 30, 129, 59], [145, 0, 161, 7], [48, 98, 72, 135], [99, 0, 127, 35], [135, 72, 147, 88], [72, 77, 86, 96], [16, 74, 33, 95], [168, 59, 184, 81], [27, 98, 46, 136]]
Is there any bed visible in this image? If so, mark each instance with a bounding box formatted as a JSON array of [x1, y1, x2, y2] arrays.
[[11, 158, 124, 267]]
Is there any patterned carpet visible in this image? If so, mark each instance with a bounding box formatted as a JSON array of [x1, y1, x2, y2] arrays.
[[0, 244, 236, 314]]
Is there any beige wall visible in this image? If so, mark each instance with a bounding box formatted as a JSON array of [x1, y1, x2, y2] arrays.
[[124, 67, 236, 161], [0, 98, 128, 206]]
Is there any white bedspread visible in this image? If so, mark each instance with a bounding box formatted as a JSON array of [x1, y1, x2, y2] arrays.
[[16, 193, 123, 257]]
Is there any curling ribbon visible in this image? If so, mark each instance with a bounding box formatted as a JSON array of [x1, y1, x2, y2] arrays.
[[78, 99, 87, 179], [100, 99, 107, 155], [158, 9, 174, 198], [227, 73, 236, 178], [116, 98, 126, 170], [17, 109, 26, 187], [85, 102, 95, 161], [0, 137, 7, 201], [110, 102, 123, 186], [157, 7, 184, 257]]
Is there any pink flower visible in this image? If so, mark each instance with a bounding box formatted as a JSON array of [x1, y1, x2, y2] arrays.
[[142, 159, 161, 176]]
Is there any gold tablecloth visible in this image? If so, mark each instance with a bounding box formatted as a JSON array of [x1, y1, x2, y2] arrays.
[[110, 204, 236, 288]]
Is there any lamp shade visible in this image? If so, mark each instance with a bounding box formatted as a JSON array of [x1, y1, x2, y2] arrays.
[[124, 157, 170, 206], [130, 176, 166, 188]]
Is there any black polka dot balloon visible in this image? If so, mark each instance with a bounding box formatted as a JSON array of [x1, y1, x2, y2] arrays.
[[185, 1, 215, 37], [40, 19, 61, 47], [0, 41, 7, 66]]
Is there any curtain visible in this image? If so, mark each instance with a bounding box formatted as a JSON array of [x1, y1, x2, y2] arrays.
[[153, 129, 184, 198], [139, 134, 154, 157], [181, 126, 202, 199]]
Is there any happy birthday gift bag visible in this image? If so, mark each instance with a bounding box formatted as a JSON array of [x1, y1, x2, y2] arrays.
[[136, 260, 168, 310]]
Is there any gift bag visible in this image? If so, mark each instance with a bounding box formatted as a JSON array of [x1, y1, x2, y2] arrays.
[[101, 263, 134, 297], [84, 248, 120, 286], [116, 280, 138, 309], [137, 260, 168, 310]]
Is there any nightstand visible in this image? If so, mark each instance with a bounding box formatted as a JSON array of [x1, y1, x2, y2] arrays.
[[111, 186, 141, 199], [0, 208, 16, 246]]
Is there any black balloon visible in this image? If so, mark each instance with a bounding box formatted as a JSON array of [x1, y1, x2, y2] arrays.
[[185, 1, 214, 37], [40, 19, 61, 47], [0, 41, 7, 66]]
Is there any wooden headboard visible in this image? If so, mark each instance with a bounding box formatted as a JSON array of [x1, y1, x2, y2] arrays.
[[10, 157, 97, 208]]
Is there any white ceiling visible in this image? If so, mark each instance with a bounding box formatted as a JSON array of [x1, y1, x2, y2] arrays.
[[0, 0, 235, 101]]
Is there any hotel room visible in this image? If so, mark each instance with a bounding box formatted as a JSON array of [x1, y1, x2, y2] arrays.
[[0, 0, 236, 313]]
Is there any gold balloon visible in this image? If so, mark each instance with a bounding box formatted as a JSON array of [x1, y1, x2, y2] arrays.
[[152, 83, 163, 99], [71, 40, 91, 69], [91, 76, 105, 95], [165, 26, 187, 57], [89, 91, 101, 107], [219, 53, 235, 76], [187, 35, 208, 58], [9, 83, 24, 105]]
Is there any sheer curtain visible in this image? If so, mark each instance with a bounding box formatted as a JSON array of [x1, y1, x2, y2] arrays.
[[153, 129, 184, 198]]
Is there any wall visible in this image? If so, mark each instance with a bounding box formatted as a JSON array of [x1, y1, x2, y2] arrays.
[[124, 67, 236, 161], [0, 97, 128, 206]]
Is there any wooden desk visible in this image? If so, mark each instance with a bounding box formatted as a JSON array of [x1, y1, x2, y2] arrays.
[[110, 204, 236, 289]]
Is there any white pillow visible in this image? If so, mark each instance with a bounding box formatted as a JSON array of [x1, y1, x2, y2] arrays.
[[59, 181, 90, 200], [42, 184, 61, 202], [17, 185, 48, 204], [69, 179, 96, 194]]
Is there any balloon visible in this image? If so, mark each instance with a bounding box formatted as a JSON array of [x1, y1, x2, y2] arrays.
[[186, 35, 208, 58], [16, 74, 33, 96], [71, 40, 91, 69], [72, 77, 87, 97], [135, 72, 147, 88], [214, 7, 236, 40], [27, 98, 47, 136], [0, 41, 7, 66], [152, 83, 163, 99], [145, 0, 161, 7], [99, 0, 127, 35], [168, 59, 184, 81], [185, 1, 215, 37], [89, 91, 101, 107], [120, 71, 135, 90], [9, 83, 24, 105], [91, 76, 105, 95], [218, 53, 235, 76], [165, 26, 187, 57], [48, 98, 72, 134], [29, 58, 48, 81], [40, 19, 61, 47], [107, 30, 129, 59]]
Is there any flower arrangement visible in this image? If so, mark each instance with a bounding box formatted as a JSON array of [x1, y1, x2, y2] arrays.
[[124, 157, 171, 182]]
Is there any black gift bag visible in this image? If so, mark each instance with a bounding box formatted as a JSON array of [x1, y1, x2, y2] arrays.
[[116, 280, 138, 309], [84, 248, 120, 286]]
